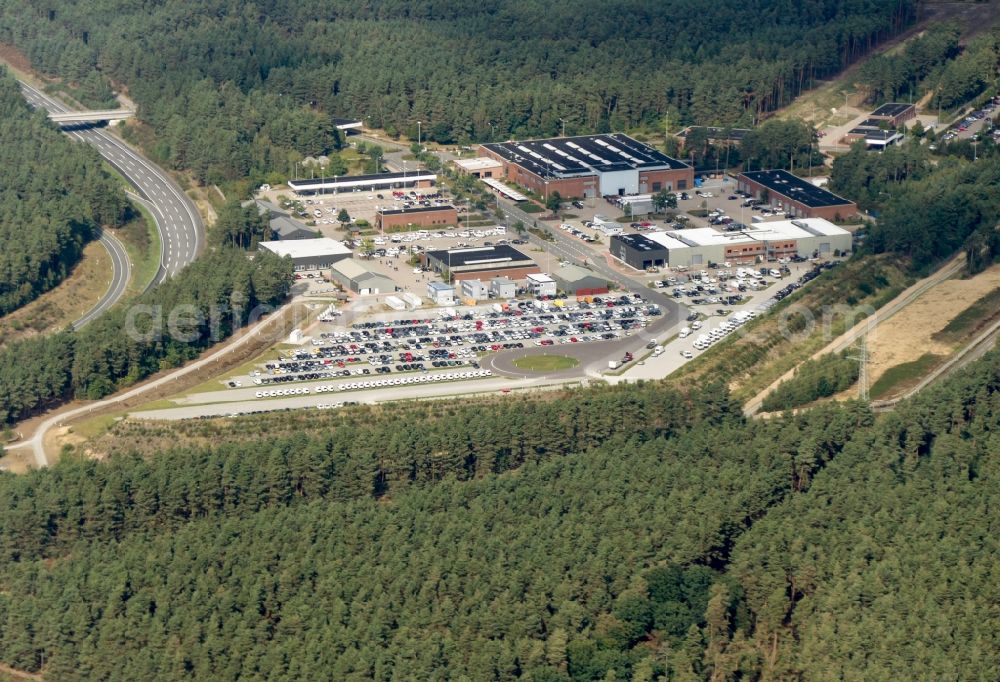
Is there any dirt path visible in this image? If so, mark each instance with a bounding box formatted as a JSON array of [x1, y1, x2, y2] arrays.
[[868, 264, 1000, 385], [743, 254, 966, 416]]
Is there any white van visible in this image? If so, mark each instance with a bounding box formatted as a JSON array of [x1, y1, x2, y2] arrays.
[[678, 327, 691, 338]]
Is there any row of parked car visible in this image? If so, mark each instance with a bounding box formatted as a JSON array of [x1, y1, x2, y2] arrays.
[[253, 369, 496, 399]]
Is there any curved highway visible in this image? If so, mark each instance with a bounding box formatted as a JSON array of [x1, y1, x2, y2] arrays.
[[18, 81, 203, 287], [73, 229, 131, 329]]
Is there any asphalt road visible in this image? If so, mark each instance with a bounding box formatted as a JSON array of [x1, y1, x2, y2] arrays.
[[73, 229, 131, 329], [18, 81, 203, 286]]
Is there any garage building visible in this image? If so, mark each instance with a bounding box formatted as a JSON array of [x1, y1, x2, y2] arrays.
[[329, 258, 397, 295], [479, 133, 693, 199], [422, 245, 540, 282], [552, 264, 609, 296], [258, 238, 352, 271], [737, 170, 857, 221]]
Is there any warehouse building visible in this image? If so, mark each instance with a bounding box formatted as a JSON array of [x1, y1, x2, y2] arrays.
[[287, 170, 436, 196], [422, 245, 539, 282], [478, 133, 693, 199], [737, 170, 857, 221], [869, 102, 916, 127], [676, 126, 752, 150], [376, 205, 458, 232], [258, 238, 352, 271], [552, 264, 609, 296], [270, 215, 318, 241], [610, 219, 852, 269], [329, 258, 397, 295]]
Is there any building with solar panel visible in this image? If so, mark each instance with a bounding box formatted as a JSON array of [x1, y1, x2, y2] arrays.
[[477, 134, 693, 200]]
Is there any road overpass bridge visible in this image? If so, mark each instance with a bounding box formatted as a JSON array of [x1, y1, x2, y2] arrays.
[[48, 109, 135, 124]]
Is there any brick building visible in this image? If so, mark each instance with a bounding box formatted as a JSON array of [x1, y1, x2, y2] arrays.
[[869, 102, 917, 128], [422, 245, 540, 282], [737, 170, 857, 221], [376, 205, 458, 232], [478, 134, 693, 200]]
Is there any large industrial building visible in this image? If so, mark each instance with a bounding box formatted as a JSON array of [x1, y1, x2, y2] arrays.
[[610, 219, 852, 270], [478, 134, 693, 199], [258, 238, 352, 271], [422, 245, 539, 282], [737, 170, 857, 221], [329, 258, 396, 295], [375, 205, 458, 232], [287, 170, 436, 195]]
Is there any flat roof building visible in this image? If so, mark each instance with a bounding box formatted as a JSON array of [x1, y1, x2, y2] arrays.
[[737, 170, 857, 221], [376, 205, 458, 232], [287, 170, 436, 195], [490, 277, 516, 299], [423, 245, 539, 282], [841, 117, 904, 148], [868, 102, 916, 127], [453, 157, 504, 178], [331, 117, 363, 132], [258, 238, 352, 271], [329, 258, 396, 295], [479, 133, 693, 199], [611, 218, 852, 270], [526, 273, 557, 297], [427, 281, 455, 305]]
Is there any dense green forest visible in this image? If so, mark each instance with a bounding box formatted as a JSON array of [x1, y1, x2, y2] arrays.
[[0, 0, 916, 183], [761, 351, 860, 412], [0, 248, 293, 424], [0, 69, 126, 315], [0, 341, 998, 679]]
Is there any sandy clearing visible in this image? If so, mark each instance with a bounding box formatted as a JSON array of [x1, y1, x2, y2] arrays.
[[868, 264, 1000, 384]]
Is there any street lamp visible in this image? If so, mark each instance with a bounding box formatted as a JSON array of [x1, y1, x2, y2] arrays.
[[559, 117, 566, 138], [417, 120, 422, 150]]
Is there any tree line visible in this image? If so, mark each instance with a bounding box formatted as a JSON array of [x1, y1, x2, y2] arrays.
[[0, 248, 293, 425], [762, 351, 860, 412], [0, 68, 127, 315], [0, 0, 918, 184], [0, 342, 996, 679]]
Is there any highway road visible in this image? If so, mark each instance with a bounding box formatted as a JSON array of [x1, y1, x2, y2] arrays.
[[73, 229, 131, 329], [18, 81, 203, 287]]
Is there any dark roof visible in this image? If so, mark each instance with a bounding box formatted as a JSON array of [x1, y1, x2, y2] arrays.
[[378, 205, 456, 216], [740, 170, 854, 209], [426, 245, 533, 268], [612, 233, 667, 253], [270, 216, 316, 238], [679, 126, 751, 141], [855, 118, 893, 129], [482, 134, 689, 178], [870, 103, 914, 118]]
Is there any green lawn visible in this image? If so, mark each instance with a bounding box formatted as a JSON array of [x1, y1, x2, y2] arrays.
[[870, 353, 944, 400], [513, 354, 579, 372]]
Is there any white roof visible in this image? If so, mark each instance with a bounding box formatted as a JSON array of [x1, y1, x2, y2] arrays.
[[455, 157, 503, 171], [481, 178, 528, 201], [258, 238, 351, 259], [527, 273, 556, 283]]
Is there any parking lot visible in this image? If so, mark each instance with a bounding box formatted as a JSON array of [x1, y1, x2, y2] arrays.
[[217, 293, 663, 402]]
